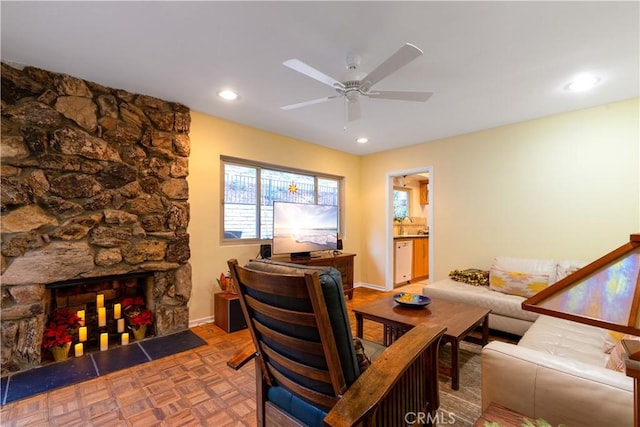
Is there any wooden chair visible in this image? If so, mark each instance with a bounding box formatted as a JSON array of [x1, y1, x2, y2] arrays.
[[227, 258, 445, 427]]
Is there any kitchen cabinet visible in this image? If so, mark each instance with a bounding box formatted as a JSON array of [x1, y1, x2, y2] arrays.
[[412, 237, 429, 280], [419, 180, 429, 205]]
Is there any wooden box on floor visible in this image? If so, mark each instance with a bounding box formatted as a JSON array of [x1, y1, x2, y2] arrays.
[[214, 292, 247, 332]]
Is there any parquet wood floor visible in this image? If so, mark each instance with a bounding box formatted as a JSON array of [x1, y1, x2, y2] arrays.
[[0, 282, 461, 426]]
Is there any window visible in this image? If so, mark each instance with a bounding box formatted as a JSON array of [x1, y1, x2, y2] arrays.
[[222, 157, 342, 241], [393, 187, 411, 220]]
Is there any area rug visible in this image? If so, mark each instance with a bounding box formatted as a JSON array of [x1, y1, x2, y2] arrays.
[[437, 341, 482, 427]]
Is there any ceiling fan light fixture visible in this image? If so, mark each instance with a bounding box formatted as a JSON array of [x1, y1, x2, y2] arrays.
[[565, 73, 601, 92], [217, 89, 239, 101], [356, 137, 368, 144]]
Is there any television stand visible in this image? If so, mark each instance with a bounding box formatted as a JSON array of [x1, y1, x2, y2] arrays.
[[272, 252, 356, 299]]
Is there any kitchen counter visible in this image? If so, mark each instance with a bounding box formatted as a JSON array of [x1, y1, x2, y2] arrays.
[[394, 234, 429, 239]]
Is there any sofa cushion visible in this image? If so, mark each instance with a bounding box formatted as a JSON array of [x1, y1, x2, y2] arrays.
[[422, 278, 539, 322], [556, 259, 588, 281], [492, 256, 557, 282], [518, 315, 609, 367]]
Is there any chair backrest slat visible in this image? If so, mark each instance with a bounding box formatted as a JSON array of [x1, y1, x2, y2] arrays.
[[261, 345, 332, 383], [268, 362, 339, 409], [245, 294, 318, 327], [253, 320, 325, 356]]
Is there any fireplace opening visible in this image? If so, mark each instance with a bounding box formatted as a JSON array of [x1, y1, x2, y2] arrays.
[[43, 273, 155, 361]]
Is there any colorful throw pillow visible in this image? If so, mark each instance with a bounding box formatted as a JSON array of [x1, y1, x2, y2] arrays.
[[489, 268, 551, 298], [606, 335, 640, 372], [449, 269, 490, 286], [353, 338, 371, 373]]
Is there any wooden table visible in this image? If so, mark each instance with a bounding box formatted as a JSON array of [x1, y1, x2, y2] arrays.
[[353, 296, 490, 390]]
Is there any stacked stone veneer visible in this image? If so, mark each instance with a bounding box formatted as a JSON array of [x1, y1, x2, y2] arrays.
[[0, 63, 192, 375]]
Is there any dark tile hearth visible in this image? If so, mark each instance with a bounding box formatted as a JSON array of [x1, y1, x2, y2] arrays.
[[1, 330, 205, 405]]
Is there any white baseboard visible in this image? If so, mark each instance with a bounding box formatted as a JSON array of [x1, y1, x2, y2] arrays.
[[354, 282, 386, 291], [189, 315, 215, 328]]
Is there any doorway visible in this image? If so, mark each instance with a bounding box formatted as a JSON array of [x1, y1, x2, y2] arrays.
[[386, 167, 433, 290]]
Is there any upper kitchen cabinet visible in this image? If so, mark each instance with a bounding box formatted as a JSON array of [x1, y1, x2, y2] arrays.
[[419, 180, 429, 205]]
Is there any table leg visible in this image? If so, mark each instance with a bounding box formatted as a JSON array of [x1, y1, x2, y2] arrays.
[[451, 339, 460, 390], [356, 313, 363, 338], [481, 315, 489, 345]]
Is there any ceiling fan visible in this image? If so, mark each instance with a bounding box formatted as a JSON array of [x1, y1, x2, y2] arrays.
[[281, 43, 433, 122]]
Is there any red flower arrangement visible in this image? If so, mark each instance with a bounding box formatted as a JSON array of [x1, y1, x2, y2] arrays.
[[121, 296, 153, 328], [41, 309, 81, 349]]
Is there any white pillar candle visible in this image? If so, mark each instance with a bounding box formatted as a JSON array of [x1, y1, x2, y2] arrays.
[[117, 318, 125, 333], [121, 333, 129, 346], [100, 333, 108, 351], [96, 294, 104, 308], [75, 343, 83, 357], [98, 307, 106, 327], [77, 310, 85, 326], [79, 326, 87, 342], [114, 303, 121, 319]]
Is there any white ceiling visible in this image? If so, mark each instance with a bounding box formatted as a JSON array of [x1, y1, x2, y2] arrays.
[[2, 1, 638, 155]]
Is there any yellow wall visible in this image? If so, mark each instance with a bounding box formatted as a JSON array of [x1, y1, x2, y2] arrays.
[[360, 98, 640, 286], [188, 99, 639, 323], [187, 113, 362, 323]]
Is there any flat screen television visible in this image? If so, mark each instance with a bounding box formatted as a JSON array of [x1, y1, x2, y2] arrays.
[[272, 202, 338, 259]]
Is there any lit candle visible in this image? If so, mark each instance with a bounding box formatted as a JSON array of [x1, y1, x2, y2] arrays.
[[121, 333, 129, 346], [75, 343, 83, 357], [117, 318, 125, 333], [79, 326, 87, 342], [96, 294, 104, 308], [98, 307, 106, 327], [100, 333, 108, 351], [114, 303, 121, 319], [77, 310, 85, 326]]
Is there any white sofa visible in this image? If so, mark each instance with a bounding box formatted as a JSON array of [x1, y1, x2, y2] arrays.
[[423, 257, 586, 336], [482, 315, 634, 426], [422, 277, 537, 336]]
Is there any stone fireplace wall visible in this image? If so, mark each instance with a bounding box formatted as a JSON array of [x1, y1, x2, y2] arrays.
[[1, 63, 192, 375]]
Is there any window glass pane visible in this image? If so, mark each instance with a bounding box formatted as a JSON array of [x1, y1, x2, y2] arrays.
[[260, 170, 315, 239], [318, 178, 339, 206], [224, 164, 257, 239], [393, 189, 410, 220], [222, 158, 342, 241]]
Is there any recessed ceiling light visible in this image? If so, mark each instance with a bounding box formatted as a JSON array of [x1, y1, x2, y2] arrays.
[[565, 74, 601, 92], [356, 137, 368, 144], [217, 89, 239, 101]]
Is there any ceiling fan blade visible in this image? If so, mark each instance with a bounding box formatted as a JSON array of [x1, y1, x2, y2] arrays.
[[283, 59, 345, 89], [281, 95, 339, 110], [359, 43, 423, 92], [365, 90, 433, 102]]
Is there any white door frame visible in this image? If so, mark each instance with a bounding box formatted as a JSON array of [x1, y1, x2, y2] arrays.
[[385, 166, 434, 290]]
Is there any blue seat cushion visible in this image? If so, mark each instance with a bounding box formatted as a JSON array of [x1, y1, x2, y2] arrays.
[[267, 385, 327, 427]]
